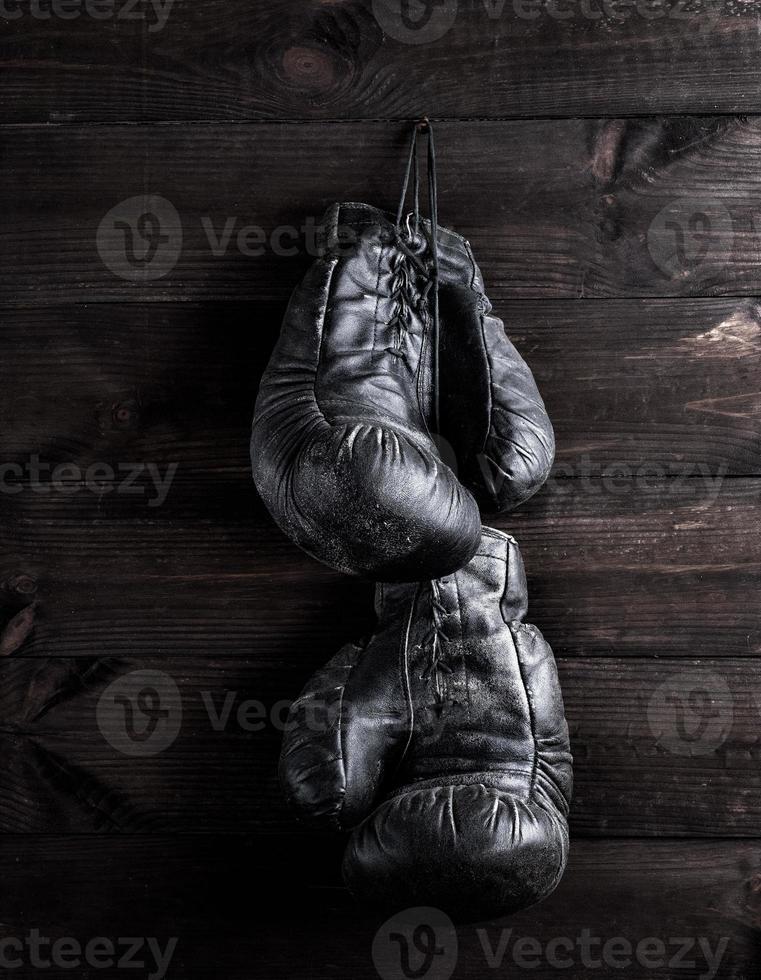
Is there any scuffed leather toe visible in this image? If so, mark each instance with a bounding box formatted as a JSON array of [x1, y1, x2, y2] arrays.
[[288, 422, 482, 580], [343, 784, 569, 922]]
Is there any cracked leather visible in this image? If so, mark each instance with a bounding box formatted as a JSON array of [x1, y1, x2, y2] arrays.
[[251, 203, 554, 582], [280, 526, 572, 921]]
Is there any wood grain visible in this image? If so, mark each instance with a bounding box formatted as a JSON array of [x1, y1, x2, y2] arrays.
[[2, 298, 760, 483], [0, 836, 756, 978], [3, 0, 761, 122], [5, 118, 761, 303], [4, 0, 761, 964], [0, 655, 756, 835], [0, 475, 760, 661]]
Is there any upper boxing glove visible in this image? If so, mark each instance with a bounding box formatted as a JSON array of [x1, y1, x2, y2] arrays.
[[280, 526, 572, 922], [251, 124, 554, 582], [251, 200, 482, 582]]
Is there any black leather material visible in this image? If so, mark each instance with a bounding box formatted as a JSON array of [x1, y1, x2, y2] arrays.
[[438, 256, 555, 512], [280, 526, 572, 921], [251, 203, 554, 582]]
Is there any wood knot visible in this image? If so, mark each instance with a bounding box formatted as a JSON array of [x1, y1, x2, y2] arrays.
[[7, 574, 37, 597], [112, 399, 139, 430], [591, 120, 627, 186], [0, 602, 37, 657], [281, 45, 338, 93]]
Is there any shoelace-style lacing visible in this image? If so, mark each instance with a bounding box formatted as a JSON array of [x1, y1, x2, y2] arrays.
[[420, 580, 454, 707], [391, 119, 441, 430]]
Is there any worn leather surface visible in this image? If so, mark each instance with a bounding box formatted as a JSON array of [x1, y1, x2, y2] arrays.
[[251, 203, 554, 581], [280, 526, 572, 921]]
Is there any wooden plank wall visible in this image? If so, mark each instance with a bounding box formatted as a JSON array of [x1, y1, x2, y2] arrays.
[[2, 1, 761, 976]]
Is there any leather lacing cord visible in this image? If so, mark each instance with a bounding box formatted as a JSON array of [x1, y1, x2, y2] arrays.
[[391, 118, 441, 435], [420, 580, 452, 707], [393, 579, 451, 781]]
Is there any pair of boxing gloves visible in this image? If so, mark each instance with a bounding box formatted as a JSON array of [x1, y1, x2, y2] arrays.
[[251, 197, 572, 921]]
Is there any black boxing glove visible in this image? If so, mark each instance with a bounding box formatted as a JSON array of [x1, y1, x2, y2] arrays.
[[251, 202, 482, 582], [438, 239, 555, 511], [251, 200, 554, 581], [280, 526, 572, 921]]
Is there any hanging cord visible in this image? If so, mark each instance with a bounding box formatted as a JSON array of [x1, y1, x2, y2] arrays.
[[395, 126, 419, 230], [394, 118, 441, 433]]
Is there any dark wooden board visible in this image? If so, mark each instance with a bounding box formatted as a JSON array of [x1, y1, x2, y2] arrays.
[[0, 836, 758, 978], [2, 297, 761, 480], [1, 475, 760, 661], [6, 118, 761, 303], [3, 0, 761, 122], [4, 0, 761, 965], [0, 653, 755, 835]]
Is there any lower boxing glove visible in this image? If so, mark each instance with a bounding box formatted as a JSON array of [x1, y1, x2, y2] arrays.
[[280, 526, 572, 921]]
